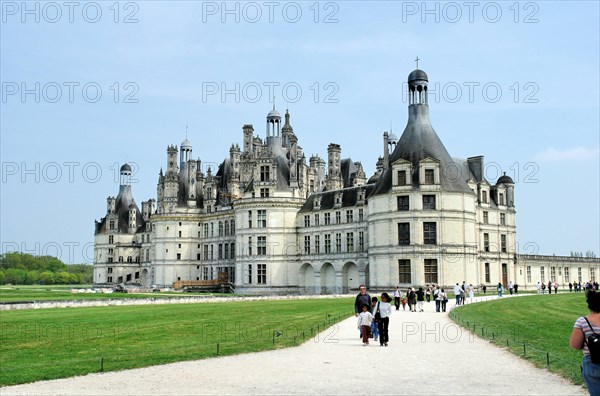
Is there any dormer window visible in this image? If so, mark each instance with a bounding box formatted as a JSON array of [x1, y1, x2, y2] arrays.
[[397, 170, 407, 186], [260, 165, 270, 182], [314, 196, 321, 210], [425, 169, 434, 184], [482, 190, 488, 204], [499, 193, 505, 206]]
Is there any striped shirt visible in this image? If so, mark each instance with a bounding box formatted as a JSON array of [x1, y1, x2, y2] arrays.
[[574, 316, 600, 355]]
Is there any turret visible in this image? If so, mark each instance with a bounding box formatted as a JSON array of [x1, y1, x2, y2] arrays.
[[128, 204, 137, 234], [326, 143, 342, 190], [107, 196, 116, 214], [243, 124, 254, 153]]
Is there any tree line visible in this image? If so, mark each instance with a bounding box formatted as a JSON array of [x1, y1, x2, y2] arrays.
[[0, 252, 93, 285]]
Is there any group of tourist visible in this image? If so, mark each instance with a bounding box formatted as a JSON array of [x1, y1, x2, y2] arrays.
[[354, 285, 392, 347]]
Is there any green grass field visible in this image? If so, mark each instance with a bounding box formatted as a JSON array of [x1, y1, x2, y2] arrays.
[[449, 293, 587, 385], [0, 297, 353, 386], [0, 285, 239, 302]]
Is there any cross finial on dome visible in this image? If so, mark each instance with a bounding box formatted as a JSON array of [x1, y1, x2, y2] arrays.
[[185, 125, 188, 139], [272, 95, 276, 110], [415, 56, 420, 69]]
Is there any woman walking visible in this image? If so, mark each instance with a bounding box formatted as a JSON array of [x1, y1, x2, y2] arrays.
[[376, 292, 393, 346], [570, 291, 600, 394]]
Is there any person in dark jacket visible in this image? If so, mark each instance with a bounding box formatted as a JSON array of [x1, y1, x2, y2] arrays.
[[354, 285, 371, 338]]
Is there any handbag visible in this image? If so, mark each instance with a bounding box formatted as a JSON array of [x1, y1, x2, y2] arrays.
[[374, 302, 381, 322]]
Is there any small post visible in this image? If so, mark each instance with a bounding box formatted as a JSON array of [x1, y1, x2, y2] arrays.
[[217, 343, 220, 356], [492, 332, 495, 340], [506, 339, 509, 347], [100, 357, 104, 372], [481, 327, 484, 337], [546, 352, 550, 368], [523, 343, 526, 356]]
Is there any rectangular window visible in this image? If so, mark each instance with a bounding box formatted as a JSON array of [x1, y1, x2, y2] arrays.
[[257, 210, 267, 228], [247, 264, 252, 284], [203, 245, 209, 260], [550, 266, 556, 282], [564, 267, 570, 282], [397, 170, 407, 186], [483, 211, 489, 224], [324, 234, 331, 254], [397, 196, 409, 211], [335, 211, 341, 224], [204, 223, 209, 238], [423, 222, 437, 245], [398, 222, 410, 245], [541, 266, 545, 283], [484, 233, 490, 252], [260, 165, 270, 182], [107, 276, 113, 283], [579, 267, 583, 282], [315, 235, 320, 254], [398, 259, 411, 283], [304, 235, 311, 254], [260, 188, 270, 198], [485, 263, 491, 283], [257, 264, 267, 284], [335, 233, 342, 253], [527, 266, 532, 283], [224, 243, 229, 259], [346, 232, 354, 253], [218, 244, 223, 259], [218, 222, 223, 236], [423, 195, 436, 210], [176, 253, 181, 260], [109, 220, 115, 230], [314, 214, 320, 226], [109, 235, 114, 244], [210, 245, 214, 260], [257, 236, 266, 255], [499, 193, 505, 206], [424, 259, 438, 284], [248, 237, 252, 256], [591, 268, 596, 283], [425, 169, 434, 184], [304, 215, 310, 227], [108, 257, 113, 263], [230, 243, 235, 259], [359, 231, 365, 252], [358, 208, 364, 221], [211, 223, 214, 237], [500, 213, 506, 226], [248, 211, 253, 228], [324, 213, 331, 225], [346, 210, 353, 223], [108, 267, 113, 274], [501, 234, 507, 253], [482, 190, 488, 203]]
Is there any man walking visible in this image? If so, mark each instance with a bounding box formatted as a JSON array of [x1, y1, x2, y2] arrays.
[[393, 286, 401, 311], [354, 285, 371, 338], [454, 283, 462, 306]]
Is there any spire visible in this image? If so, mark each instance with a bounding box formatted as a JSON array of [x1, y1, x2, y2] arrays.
[[282, 109, 293, 133]]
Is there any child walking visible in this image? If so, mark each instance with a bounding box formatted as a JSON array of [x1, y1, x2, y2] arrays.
[[371, 296, 380, 341], [358, 304, 373, 346]]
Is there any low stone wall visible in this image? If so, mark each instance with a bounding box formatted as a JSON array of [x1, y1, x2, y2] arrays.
[[0, 293, 356, 311]]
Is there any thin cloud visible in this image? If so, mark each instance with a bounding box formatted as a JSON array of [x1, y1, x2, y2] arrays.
[[535, 147, 600, 162]]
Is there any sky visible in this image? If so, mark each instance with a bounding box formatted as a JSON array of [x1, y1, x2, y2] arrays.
[[1, 0, 599, 264]]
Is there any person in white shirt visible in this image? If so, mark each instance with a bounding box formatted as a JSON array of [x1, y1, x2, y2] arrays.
[[393, 287, 401, 311], [453, 283, 462, 305], [358, 304, 373, 346], [469, 283, 475, 303], [376, 293, 393, 346]]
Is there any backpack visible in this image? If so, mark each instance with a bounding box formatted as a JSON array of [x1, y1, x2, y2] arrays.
[[584, 317, 600, 364]]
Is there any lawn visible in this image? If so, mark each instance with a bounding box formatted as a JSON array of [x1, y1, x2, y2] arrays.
[[0, 285, 236, 302], [449, 293, 587, 385], [0, 297, 353, 386]]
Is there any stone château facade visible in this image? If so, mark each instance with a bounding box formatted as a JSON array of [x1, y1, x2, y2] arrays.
[[93, 68, 599, 294]]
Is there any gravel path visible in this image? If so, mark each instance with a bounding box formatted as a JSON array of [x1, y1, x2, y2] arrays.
[[1, 295, 586, 395]]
